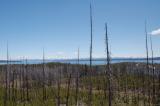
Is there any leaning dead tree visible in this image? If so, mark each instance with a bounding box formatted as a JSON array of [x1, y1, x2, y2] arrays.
[[105, 23, 112, 106], [88, 3, 93, 106]]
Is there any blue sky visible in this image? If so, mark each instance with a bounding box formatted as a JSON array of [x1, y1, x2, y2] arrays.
[[0, 0, 160, 59]]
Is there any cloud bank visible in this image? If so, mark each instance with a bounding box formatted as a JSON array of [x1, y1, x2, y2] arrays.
[[150, 28, 160, 35]]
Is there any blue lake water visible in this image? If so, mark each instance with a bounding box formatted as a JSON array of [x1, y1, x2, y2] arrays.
[[0, 58, 160, 65]]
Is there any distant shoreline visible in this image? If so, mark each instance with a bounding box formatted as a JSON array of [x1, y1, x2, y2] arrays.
[[0, 57, 160, 65], [0, 60, 21, 63]]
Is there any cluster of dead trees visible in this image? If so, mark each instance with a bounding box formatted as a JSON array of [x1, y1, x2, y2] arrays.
[[0, 3, 160, 106], [0, 58, 160, 106]]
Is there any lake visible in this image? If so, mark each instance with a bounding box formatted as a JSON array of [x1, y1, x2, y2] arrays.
[[0, 58, 160, 65]]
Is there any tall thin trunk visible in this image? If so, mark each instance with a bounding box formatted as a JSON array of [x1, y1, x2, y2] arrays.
[[20, 63, 23, 101], [42, 49, 46, 101], [145, 22, 150, 105], [88, 3, 93, 106], [75, 48, 79, 106], [124, 68, 128, 105], [4, 43, 9, 106], [22, 59, 25, 102], [25, 59, 29, 101], [136, 64, 140, 103], [132, 64, 136, 104], [105, 23, 112, 106], [15, 69, 17, 106], [8, 64, 11, 101], [12, 69, 15, 101]]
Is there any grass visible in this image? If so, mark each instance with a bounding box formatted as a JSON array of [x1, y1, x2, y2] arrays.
[[0, 62, 159, 106]]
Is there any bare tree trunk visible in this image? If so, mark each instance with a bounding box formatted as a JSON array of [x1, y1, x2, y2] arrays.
[[12, 69, 15, 102], [136, 64, 140, 104], [15, 69, 18, 106], [75, 48, 80, 106], [42, 50, 46, 101], [7, 54, 11, 102], [132, 64, 136, 104], [88, 3, 93, 106], [25, 59, 29, 101], [105, 23, 112, 106], [20, 64, 23, 101], [22, 62, 25, 103], [57, 66, 61, 106], [145, 22, 150, 106], [124, 69, 128, 105], [4, 44, 9, 106]]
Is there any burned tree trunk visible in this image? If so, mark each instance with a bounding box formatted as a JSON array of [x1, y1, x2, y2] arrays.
[[88, 3, 93, 106], [75, 48, 80, 106], [42, 50, 46, 101], [105, 23, 112, 106], [12, 69, 15, 102], [4, 44, 9, 106], [25, 59, 29, 101], [145, 22, 151, 105]]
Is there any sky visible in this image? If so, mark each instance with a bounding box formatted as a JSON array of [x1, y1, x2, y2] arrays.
[[0, 0, 160, 60]]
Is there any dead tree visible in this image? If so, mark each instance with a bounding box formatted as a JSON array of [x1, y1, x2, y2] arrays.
[[88, 3, 93, 106], [105, 23, 112, 106], [42, 50, 46, 101], [124, 66, 128, 104], [15, 67, 18, 106], [145, 22, 150, 105], [57, 66, 62, 106], [75, 48, 80, 106], [22, 60, 25, 102], [136, 64, 140, 103], [8, 64, 11, 102], [25, 59, 29, 101], [132, 64, 136, 104], [4, 43, 9, 106], [20, 63, 23, 101], [12, 68, 15, 102]]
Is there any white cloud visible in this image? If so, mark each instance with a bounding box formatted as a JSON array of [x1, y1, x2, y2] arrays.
[[150, 28, 160, 36]]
